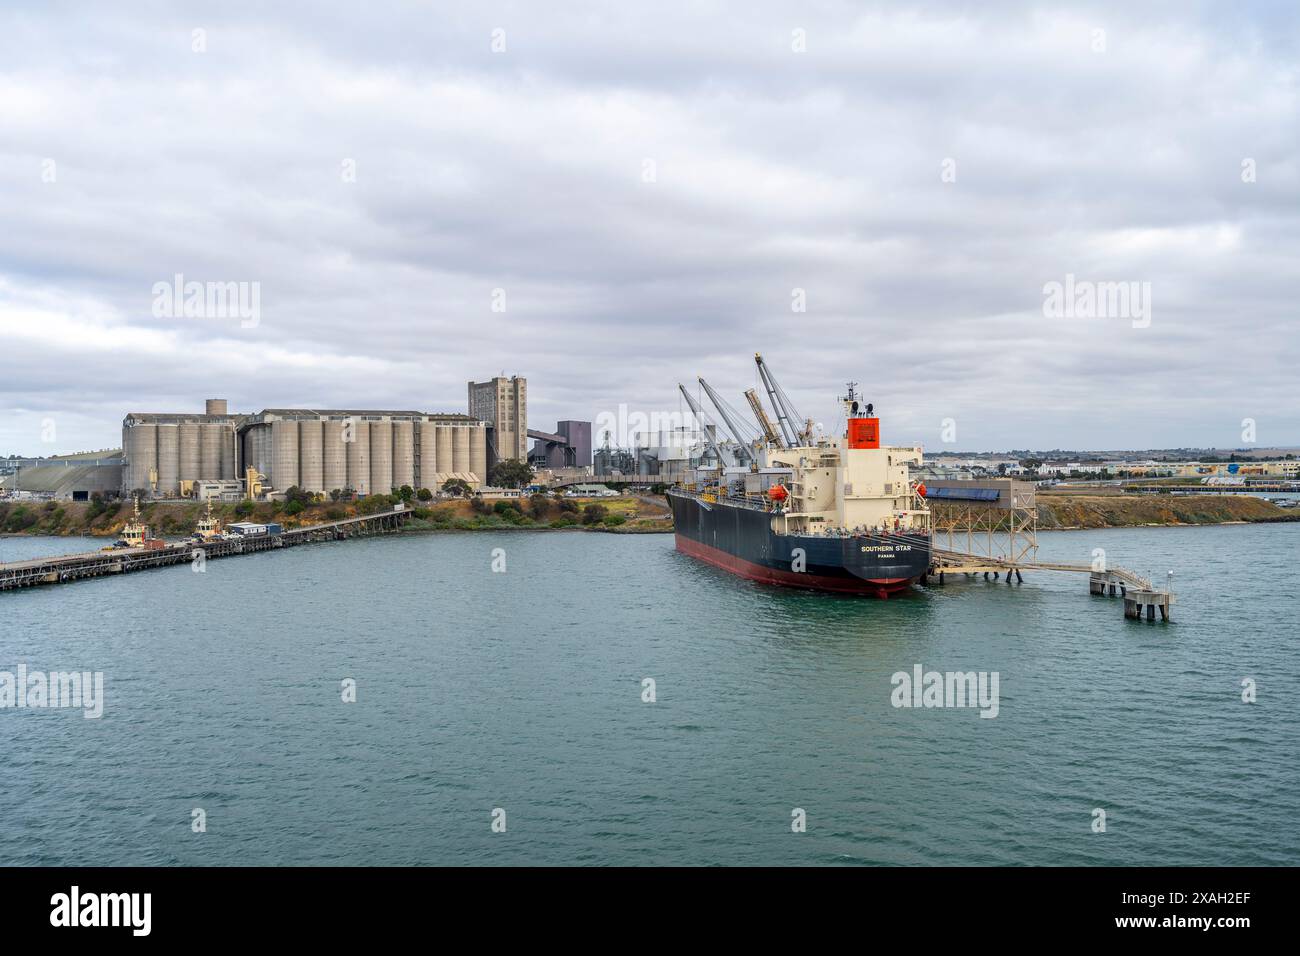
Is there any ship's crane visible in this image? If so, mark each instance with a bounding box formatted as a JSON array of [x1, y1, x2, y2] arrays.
[[754, 353, 811, 446], [698, 377, 758, 463], [744, 387, 784, 448], [678, 383, 727, 465]]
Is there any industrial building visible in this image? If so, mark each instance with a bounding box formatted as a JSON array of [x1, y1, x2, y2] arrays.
[[238, 408, 485, 496], [528, 420, 592, 469], [468, 375, 527, 466], [122, 399, 487, 498], [0, 453, 124, 500]]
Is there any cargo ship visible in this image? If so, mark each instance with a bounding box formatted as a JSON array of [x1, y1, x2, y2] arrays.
[[667, 356, 932, 597]]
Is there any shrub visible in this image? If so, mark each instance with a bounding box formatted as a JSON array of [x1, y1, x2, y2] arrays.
[[493, 500, 522, 516], [603, 514, 626, 527], [284, 500, 305, 516], [581, 504, 608, 525], [558, 499, 578, 514]]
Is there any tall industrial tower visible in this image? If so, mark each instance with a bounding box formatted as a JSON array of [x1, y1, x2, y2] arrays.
[[468, 375, 527, 467]]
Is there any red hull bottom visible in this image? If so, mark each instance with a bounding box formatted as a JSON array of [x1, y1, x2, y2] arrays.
[[675, 534, 916, 598]]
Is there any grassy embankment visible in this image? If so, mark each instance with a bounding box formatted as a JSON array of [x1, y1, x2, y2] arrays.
[[0, 494, 674, 538], [1034, 493, 1298, 529]]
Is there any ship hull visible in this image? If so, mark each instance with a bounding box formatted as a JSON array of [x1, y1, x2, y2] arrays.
[[668, 490, 931, 597]]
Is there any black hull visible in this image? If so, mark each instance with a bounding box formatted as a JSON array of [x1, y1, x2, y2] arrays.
[[668, 489, 931, 596]]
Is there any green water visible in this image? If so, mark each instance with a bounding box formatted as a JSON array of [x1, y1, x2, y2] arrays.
[[1, 523, 1296, 865]]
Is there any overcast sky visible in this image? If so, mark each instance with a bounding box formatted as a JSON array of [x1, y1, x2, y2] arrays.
[[2, 0, 1297, 457]]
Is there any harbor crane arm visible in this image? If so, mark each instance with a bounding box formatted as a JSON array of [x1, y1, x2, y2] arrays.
[[698, 377, 756, 462], [754, 353, 807, 446], [744, 388, 784, 448], [678, 383, 726, 465]]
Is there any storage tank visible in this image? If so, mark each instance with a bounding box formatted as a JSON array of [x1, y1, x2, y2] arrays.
[[323, 420, 347, 495], [199, 424, 223, 479], [392, 421, 415, 491], [435, 426, 453, 482], [244, 423, 273, 480], [205, 399, 228, 416], [219, 424, 236, 478], [123, 423, 157, 494], [345, 419, 371, 495], [452, 425, 470, 475], [271, 419, 300, 491], [369, 421, 393, 495], [469, 425, 487, 484], [179, 423, 201, 482], [418, 421, 439, 488], [156, 425, 180, 496], [299, 419, 324, 493]]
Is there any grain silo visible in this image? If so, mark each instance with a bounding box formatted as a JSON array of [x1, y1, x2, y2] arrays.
[[369, 421, 393, 495], [271, 419, 300, 491], [435, 426, 453, 480], [123, 422, 157, 494], [156, 425, 180, 496], [299, 418, 324, 493], [418, 421, 439, 487], [219, 424, 236, 478], [199, 424, 223, 479], [322, 420, 347, 494], [452, 425, 471, 474], [179, 423, 201, 483], [345, 419, 371, 495], [392, 421, 415, 490], [469, 425, 487, 483]]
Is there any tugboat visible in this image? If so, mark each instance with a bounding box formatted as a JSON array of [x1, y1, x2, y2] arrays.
[[190, 498, 223, 542], [667, 355, 932, 597], [114, 495, 152, 549]]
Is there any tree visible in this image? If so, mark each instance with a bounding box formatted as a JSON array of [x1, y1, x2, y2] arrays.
[[442, 478, 472, 498], [417, 487, 433, 501], [489, 458, 534, 489]]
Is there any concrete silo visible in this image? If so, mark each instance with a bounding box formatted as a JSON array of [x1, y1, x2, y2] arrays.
[[271, 419, 300, 491], [156, 425, 180, 496], [452, 425, 470, 474], [469, 425, 487, 484], [123, 422, 157, 494], [369, 421, 393, 495], [435, 426, 453, 481], [299, 419, 324, 493], [418, 421, 439, 489], [392, 421, 415, 491], [345, 419, 371, 495], [179, 423, 201, 483], [323, 420, 347, 495], [219, 424, 236, 478], [200, 424, 223, 479]]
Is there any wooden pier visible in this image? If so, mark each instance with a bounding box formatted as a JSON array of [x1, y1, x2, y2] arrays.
[[0, 507, 411, 591]]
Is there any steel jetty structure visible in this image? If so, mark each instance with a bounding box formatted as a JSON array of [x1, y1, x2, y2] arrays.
[[0, 507, 411, 591], [668, 355, 932, 597]]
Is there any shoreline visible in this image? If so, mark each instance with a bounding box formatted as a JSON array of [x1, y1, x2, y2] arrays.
[[2, 492, 1296, 539]]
